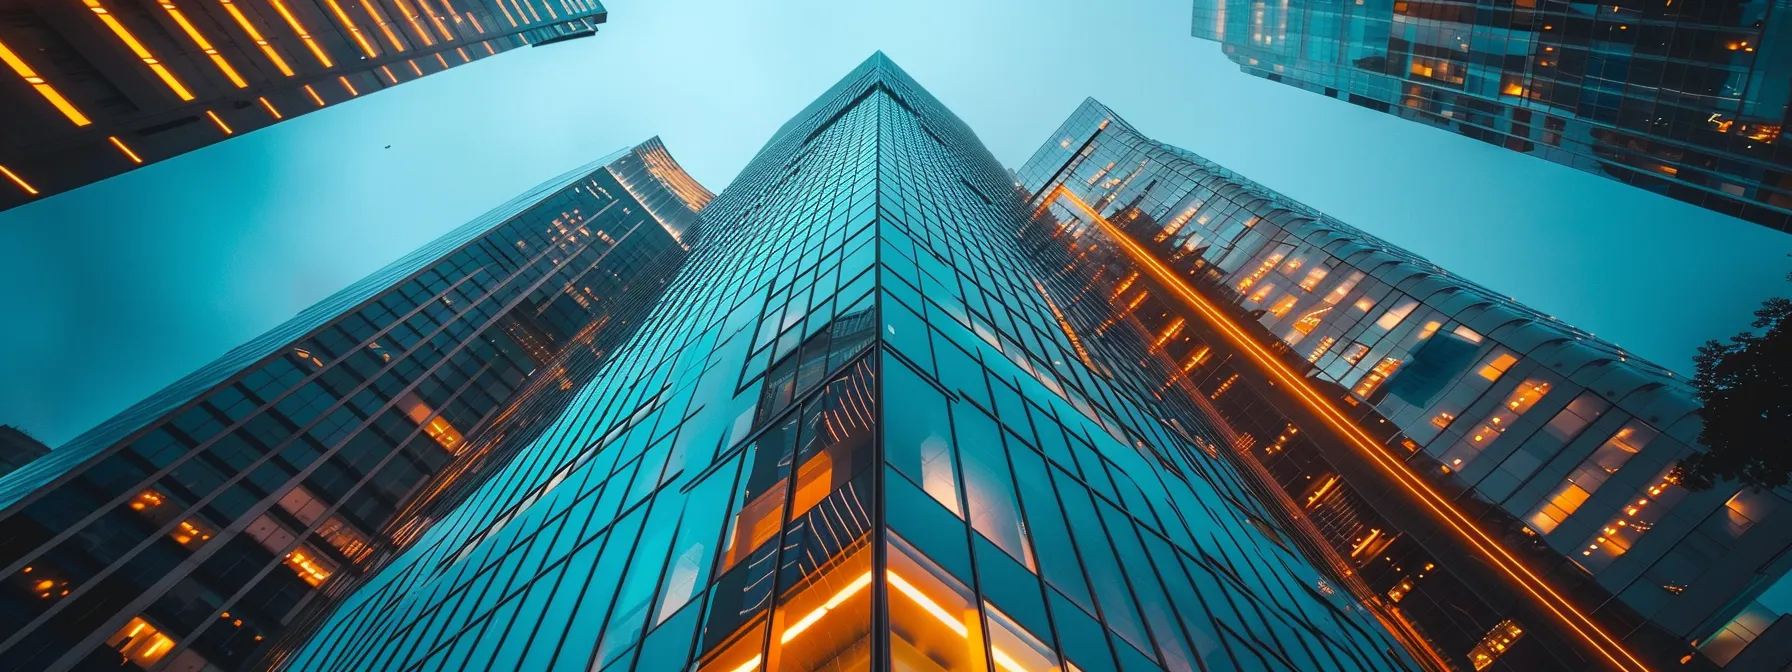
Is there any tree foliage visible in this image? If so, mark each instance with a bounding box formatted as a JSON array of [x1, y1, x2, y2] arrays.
[[1677, 274, 1792, 491]]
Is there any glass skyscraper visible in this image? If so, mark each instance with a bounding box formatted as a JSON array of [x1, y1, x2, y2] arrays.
[[275, 53, 1431, 672], [0, 0, 606, 211], [0, 137, 708, 672], [1190, 0, 1792, 233], [1017, 98, 1792, 670]]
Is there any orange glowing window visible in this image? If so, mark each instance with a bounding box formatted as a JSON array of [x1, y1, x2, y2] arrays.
[[283, 545, 335, 586], [170, 518, 215, 548], [888, 535, 988, 671], [0, 38, 92, 125], [218, 0, 295, 76], [82, 0, 194, 100], [1268, 294, 1299, 318], [106, 617, 176, 668], [1468, 620, 1525, 670], [1352, 357, 1401, 397]]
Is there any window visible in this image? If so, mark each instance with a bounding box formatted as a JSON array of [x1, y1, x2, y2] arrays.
[[1352, 357, 1402, 397], [284, 545, 336, 586], [887, 534, 988, 672], [1527, 422, 1656, 534], [397, 392, 463, 452], [106, 617, 176, 668], [1575, 466, 1686, 573], [1466, 619, 1524, 671], [1436, 379, 1550, 472]]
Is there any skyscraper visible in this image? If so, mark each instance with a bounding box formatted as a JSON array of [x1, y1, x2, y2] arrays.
[[1190, 0, 1792, 233], [0, 137, 708, 672], [1017, 98, 1792, 670], [276, 53, 1434, 672], [0, 0, 606, 211]]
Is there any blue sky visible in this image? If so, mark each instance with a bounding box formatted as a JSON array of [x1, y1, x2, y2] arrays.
[[0, 0, 1788, 450]]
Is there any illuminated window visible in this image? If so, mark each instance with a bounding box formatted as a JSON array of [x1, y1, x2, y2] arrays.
[[1352, 296, 1375, 312], [399, 392, 464, 452], [1352, 357, 1401, 397], [1298, 266, 1328, 291], [1307, 336, 1336, 362], [1430, 412, 1455, 429], [1373, 297, 1418, 331], [170, 518, 215, 549], [1267, 293, 1299, 318], [1527, 422, 1656, 534], [1476, 352, 1518, 381], [766, 544, 873, 671], [1467, 619, 1524, 670], [1436, 379, 1549, 472], [1341, 343, 1370, 365], [316, 517, 371, 562], [106, 617, 176, 667], [1575, 466, 1685, 572], [284, 545, 336, 586], [888, 535, 988, 672], [1246, 282, 1277, 305]]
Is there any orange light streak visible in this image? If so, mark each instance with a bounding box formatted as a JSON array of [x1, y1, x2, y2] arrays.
[[321, 0, 378, 57], [391, 0, 436, 45], [339, 75, 358, 95], [492, 0, 517, 27], [83, 0, 194, 100], [303, 83, 324, 106], [108, 136, 144, 163], [205, 110, 233, 134], [265, 0, 334, 67], [360, 0, 407, 51], [257, 95, 282, 118], [380, 65, 398, 82], [0, 165, 38, 195], [0, 38, 91, 125], [414, 0, 454, 40], [157, 0, 248, 87], [218, 0, 294, 76], [1046, 185, 1649, 672]]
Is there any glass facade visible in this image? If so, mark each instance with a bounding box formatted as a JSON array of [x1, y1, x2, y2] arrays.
[[1016, 98, 1792, 669], [1190, 0, 1792, 233], [0, 0, 606, 211], [278, 53, 1431, 672], [0, 137, 708, 672]]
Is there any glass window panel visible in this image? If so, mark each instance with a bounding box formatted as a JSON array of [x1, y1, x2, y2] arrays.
[[887, 533, 988, 672], [953, 402, 1036, 571], [884, 351, 963, 516]]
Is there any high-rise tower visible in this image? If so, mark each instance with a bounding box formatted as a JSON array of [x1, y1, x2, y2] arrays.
[[277, 53, 1433, 672], [1018, 98, 1792, 670], [0, 0, 606, 211], [0, 137, 707, 671], [1191, 0, 1792, 233]]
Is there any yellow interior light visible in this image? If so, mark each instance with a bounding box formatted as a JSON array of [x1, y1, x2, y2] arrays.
[[0, 38, 93, 125], [218, 0, 294, 76], [83, 0, 194, 100], [158, 0, 248, 87], [265, 0, 334, 67]]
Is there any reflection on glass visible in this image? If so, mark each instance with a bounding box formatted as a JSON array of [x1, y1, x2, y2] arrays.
[[889, 533, 988, 672]]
